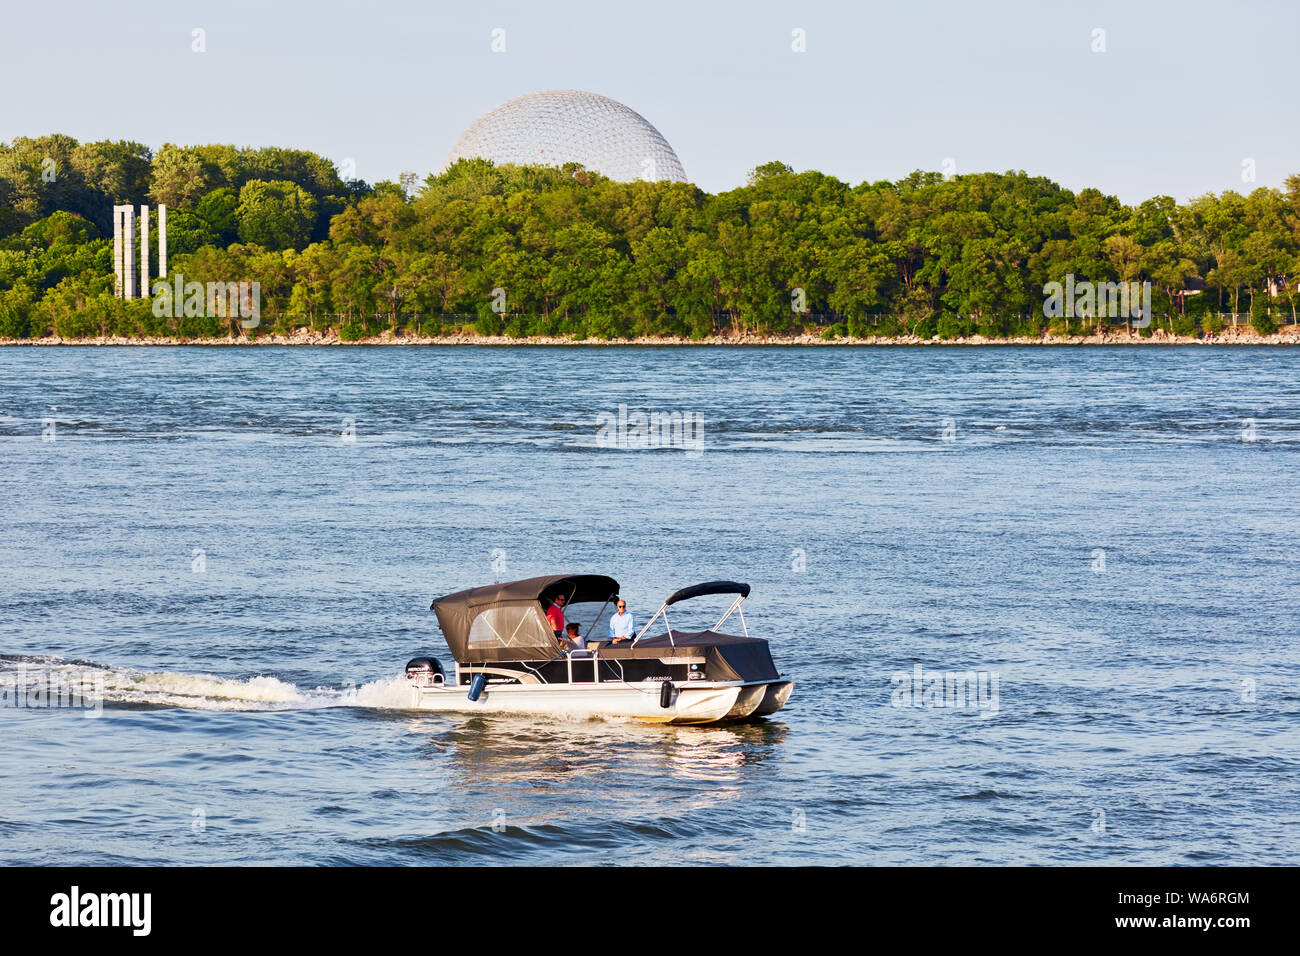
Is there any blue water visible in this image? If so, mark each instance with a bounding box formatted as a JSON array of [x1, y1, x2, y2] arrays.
[[1, 345, 1297, 865]]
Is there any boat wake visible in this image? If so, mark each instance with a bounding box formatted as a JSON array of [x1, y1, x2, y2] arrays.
[[0, 654, 413, 712]]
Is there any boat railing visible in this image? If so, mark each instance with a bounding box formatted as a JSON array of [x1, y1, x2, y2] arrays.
[[633, 588, 750, 645], [712, 595, 749, 636], [631, 602, 674, 646], [556, 646, 589, 686]]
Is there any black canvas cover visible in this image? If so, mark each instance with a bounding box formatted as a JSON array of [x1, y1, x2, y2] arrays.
[[430, 574, 619, 662], [604, 630, 780, 682], [665, 581, 750, 606]]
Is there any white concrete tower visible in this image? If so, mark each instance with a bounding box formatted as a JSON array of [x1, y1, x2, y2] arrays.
[[122, 209, 135, 299], [140, 205, 150, 295], [112, 204, 132, 298], [158, 205, 167, 281]]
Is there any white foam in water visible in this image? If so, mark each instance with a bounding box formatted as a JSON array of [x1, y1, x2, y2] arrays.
[[347, 676, 419, 710], [0, 658, 416, 713]]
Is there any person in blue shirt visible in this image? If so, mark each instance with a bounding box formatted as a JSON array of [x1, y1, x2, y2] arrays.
[[608, 599, 635, 644]]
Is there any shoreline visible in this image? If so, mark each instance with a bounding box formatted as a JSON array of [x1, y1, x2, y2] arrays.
[[3, 327, 1299, 347]]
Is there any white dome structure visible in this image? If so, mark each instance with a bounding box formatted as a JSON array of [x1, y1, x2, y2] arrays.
[[443, 90, 687, 183]]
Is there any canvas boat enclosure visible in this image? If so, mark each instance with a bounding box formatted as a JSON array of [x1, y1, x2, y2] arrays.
[[430, 573, 619, 663]]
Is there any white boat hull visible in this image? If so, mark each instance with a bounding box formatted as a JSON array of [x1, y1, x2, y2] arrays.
[[408, 679, 791, 725], [752, 680, 795, 717]]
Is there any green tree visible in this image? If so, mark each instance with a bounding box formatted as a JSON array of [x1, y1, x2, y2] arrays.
[[235, 180, 318, 251]]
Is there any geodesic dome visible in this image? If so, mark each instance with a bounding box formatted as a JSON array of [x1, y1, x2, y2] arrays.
[[443, 90, 687, 183]]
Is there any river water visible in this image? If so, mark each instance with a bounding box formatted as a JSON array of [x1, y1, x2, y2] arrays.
[[1, 344, 1297, 864]]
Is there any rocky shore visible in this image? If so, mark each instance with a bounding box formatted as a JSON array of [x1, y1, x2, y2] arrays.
[[4, 326, 1299, 347]]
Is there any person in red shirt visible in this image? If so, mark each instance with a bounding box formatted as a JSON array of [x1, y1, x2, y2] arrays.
[[546, 594, 567, 636]]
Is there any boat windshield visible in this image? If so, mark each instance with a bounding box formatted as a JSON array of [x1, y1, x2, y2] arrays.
[[562, 600, 618, 640]]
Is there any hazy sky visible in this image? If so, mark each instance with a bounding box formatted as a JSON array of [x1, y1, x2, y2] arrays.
[[3, 0, 1296, 202]]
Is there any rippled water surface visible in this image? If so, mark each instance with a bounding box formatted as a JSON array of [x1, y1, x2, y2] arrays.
[[2, 345, 1298, 865]]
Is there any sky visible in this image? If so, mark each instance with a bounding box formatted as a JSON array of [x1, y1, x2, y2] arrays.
[[2, 0, 1296, 202]]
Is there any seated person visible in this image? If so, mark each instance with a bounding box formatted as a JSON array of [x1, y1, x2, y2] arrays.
[[562, 621, 589, 655], [608, 599, 635, 644]]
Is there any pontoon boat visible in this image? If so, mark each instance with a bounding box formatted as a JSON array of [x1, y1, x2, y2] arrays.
[[404, 574, 794, 724]]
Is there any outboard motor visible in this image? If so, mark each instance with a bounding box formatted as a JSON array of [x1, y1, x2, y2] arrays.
[[405, 657, 444, 686]]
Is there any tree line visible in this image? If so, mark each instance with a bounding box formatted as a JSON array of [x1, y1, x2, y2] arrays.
[[2, 135, 1298, 340]]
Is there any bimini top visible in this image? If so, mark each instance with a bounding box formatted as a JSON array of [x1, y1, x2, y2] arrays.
[[665, 581, 750, 606], [430, 574, 619, 662]]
